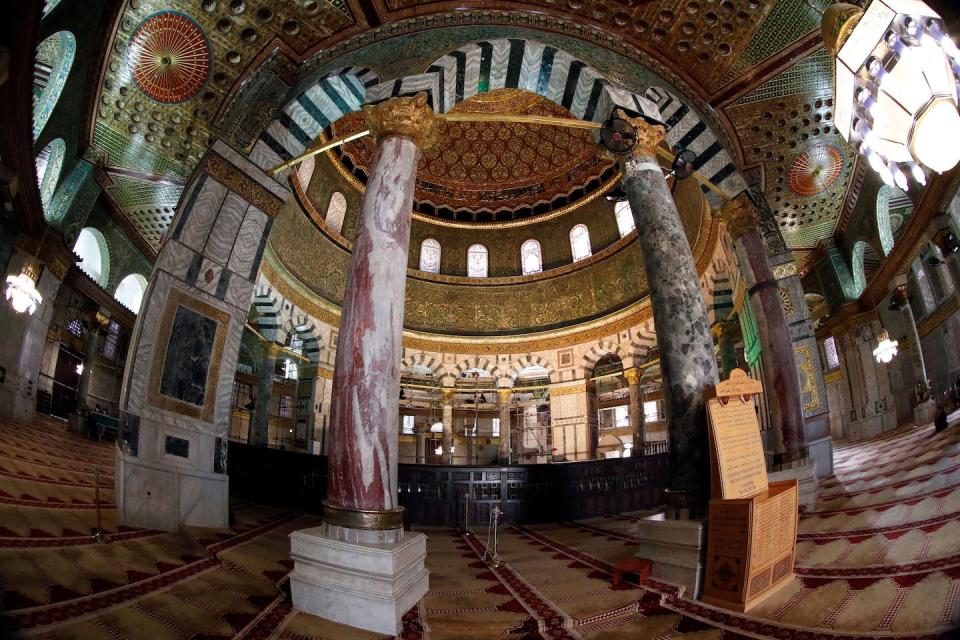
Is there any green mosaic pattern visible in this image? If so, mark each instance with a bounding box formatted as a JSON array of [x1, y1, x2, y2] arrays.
[[734, 49, 833, 106], [94, 121, 191, 181], [783, 216, 837, 249], [723, 0, 829, 84], [108, 173, 183, 211]]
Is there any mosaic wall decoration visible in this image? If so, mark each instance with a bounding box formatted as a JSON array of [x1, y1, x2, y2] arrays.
[[36, 138, 66, 210], [33, 31, 76, 140], [128, 11, 211, 104]]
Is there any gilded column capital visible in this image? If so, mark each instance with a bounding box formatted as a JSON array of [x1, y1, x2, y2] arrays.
[[497, 388, 512, 403], [441, 387, 455, 404], [720, 192, 760, 241], [622, 367, 641, 386], [265, 342, 283, 359], [614, 109, 666, 159], [712, 320, 740, 341], [362, 93, 440, 152]]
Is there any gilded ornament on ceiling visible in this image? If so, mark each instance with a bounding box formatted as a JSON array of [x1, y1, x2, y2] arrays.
[[127, 11, 211, 104], [787, 145, 843, 197]]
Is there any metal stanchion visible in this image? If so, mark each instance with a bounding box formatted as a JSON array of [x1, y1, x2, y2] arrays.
[[91, 469, 107, 544], [482, 506, 502, 567]]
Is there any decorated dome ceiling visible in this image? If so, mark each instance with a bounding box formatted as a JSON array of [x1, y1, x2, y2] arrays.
[[84, 0, 852, 275], [331, 89, 616, 221]]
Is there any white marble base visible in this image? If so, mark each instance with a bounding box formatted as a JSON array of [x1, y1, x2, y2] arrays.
[[769, 458, 818, 511], [914, 399, 937, 427], [629, 512, 705, 598], [289, 526, 429, 636], [806, 435, 833, 477], [115, 454, 229, 531]]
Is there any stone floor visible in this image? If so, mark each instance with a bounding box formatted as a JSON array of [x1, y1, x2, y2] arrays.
[[0, 414, 957, 639]]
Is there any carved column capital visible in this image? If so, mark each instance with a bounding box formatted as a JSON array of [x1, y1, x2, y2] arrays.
[[719, 192, 760, 241], [497, 388, 512, 403], [623, 367, 641, 386], [614, 109, 666, 158], [362, 93, 440, 152], [265, 342, 283, 359], [440, 387, 455, 404]]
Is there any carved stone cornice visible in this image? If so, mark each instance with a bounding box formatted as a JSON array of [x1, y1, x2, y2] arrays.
[[198, 151, 285, 217], [362, 93, 440, 152]]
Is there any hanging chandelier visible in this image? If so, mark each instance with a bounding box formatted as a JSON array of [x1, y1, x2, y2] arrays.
[[5, 263, 42, 315], [824, 1, 960, 187], [873, 328, 899, 363]]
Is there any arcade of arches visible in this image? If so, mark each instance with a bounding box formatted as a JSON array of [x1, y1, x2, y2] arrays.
[[1, 2, 960, 639]]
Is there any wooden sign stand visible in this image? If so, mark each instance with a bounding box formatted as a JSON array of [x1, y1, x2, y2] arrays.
[[701, 369, 798, 613]]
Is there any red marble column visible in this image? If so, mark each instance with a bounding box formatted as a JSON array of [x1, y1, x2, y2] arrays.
[[326, 134, 419, 515], [323, 96, 440, 529], [723, 194, 806, 464]]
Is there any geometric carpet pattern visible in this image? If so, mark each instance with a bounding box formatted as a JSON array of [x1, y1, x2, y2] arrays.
[[1, 416, 957, 639]]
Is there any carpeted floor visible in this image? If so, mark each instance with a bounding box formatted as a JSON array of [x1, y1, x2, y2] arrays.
[[0, 415, 957, 639]]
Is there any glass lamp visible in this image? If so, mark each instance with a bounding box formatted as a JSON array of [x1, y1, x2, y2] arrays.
[[872, 328, 899, 363], [5, 264, 42, 315], [825, 1, 960, 186]]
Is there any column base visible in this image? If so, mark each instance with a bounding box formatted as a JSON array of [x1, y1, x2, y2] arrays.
[[629, 512, 705, 598], [289, 525, 429, 636], [768, 458, 818, 511]]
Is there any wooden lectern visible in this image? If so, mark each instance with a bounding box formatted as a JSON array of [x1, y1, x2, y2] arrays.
[[701, 369, 798, 612]]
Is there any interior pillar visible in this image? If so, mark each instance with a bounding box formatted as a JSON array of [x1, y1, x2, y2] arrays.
[[620, 113, 719, 512], [115, 140, 290, 531], [289, 95, 436, 637], [441, 387, 454, 464], [249, 342, 280, 446], [497, 388, 512, 464], [623, 367, 645, 454], [722, 194, 807, 467], [77, 312, 103, 410]]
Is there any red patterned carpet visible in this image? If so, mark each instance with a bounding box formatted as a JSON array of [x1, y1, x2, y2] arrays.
[[0, 415, 957, 639]]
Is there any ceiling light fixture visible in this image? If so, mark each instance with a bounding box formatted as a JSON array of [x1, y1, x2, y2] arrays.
[[5, 264, 42, 314], [823, 1, 960, 185]]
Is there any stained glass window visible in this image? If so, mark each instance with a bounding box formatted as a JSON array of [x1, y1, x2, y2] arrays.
[[420, 238, 441, 273], [467, 244, 488, 278], [614, 201, 635, 237], [569, 224, 592, 262], [326, 192, 346, 233], [520, 239, 542, 275]]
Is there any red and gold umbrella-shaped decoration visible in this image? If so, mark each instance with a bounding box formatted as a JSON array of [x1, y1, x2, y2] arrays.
[[787, 145, 844, 197], [128, 11, 210, 104]]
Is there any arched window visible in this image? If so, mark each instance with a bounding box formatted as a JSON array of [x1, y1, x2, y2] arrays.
[[73, 227, 110, 288], [326, 192, 346, 233], [33, 31, 76, 140], [35, 138, 65, 210], [850, 241, 869, 297], [520, 239, 542, 275], [569, 224, 592, 262], [467, 244, 488, 278], [614, 201, 635, 237], [114, 273, 147, 314], [876, 186, 912, 256], [43, 0, 63, 18], [419, 238, 441, 273]]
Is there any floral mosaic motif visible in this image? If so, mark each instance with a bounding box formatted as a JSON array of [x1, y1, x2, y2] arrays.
[[32, 31, 76, 140], [127, 11, 211, 104], [35, 138, 66, 211], [787, 145, 844, 197]]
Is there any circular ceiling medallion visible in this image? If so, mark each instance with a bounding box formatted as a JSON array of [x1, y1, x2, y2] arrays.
[[787, 145, 843, 196], [128, 11, 210, 104]]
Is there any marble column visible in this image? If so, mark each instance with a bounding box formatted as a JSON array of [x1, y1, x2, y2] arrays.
[[291, 95, 435, 636], [623, 367, 645, 454], [415, 428, 426, 464], [712, 321, 740, 379], [721, 194, 806, 466], [619, 112, 719, 510], [891, 284, 929, 389], [77, 315, 102, 410], [498, 388, 512, 464], [441, 388, 455, 464], [249, 342, 280, 446]]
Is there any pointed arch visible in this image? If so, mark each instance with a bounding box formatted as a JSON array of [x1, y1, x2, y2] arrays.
[[467, 243, 488, 278], [114, 273, 148, 313], [419, 238, 441, 273], [33, 31, 76, 140], [73, 227, 110, 288], [569, 224, 591, 262], [36, 138, 66, 210], [520, 239, 542, 275]]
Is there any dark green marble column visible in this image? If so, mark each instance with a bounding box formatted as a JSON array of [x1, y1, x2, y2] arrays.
[[621, 117, 719, 513]]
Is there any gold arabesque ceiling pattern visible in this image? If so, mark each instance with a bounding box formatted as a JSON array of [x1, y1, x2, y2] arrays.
[[332, 89, 616, 220], [86, 0, 843, 265]]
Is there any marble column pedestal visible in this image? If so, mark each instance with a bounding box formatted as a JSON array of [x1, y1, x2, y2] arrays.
[[914, 398, 938, 427], [289, 523, 429, 636], [629, 512, 706, 597]]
